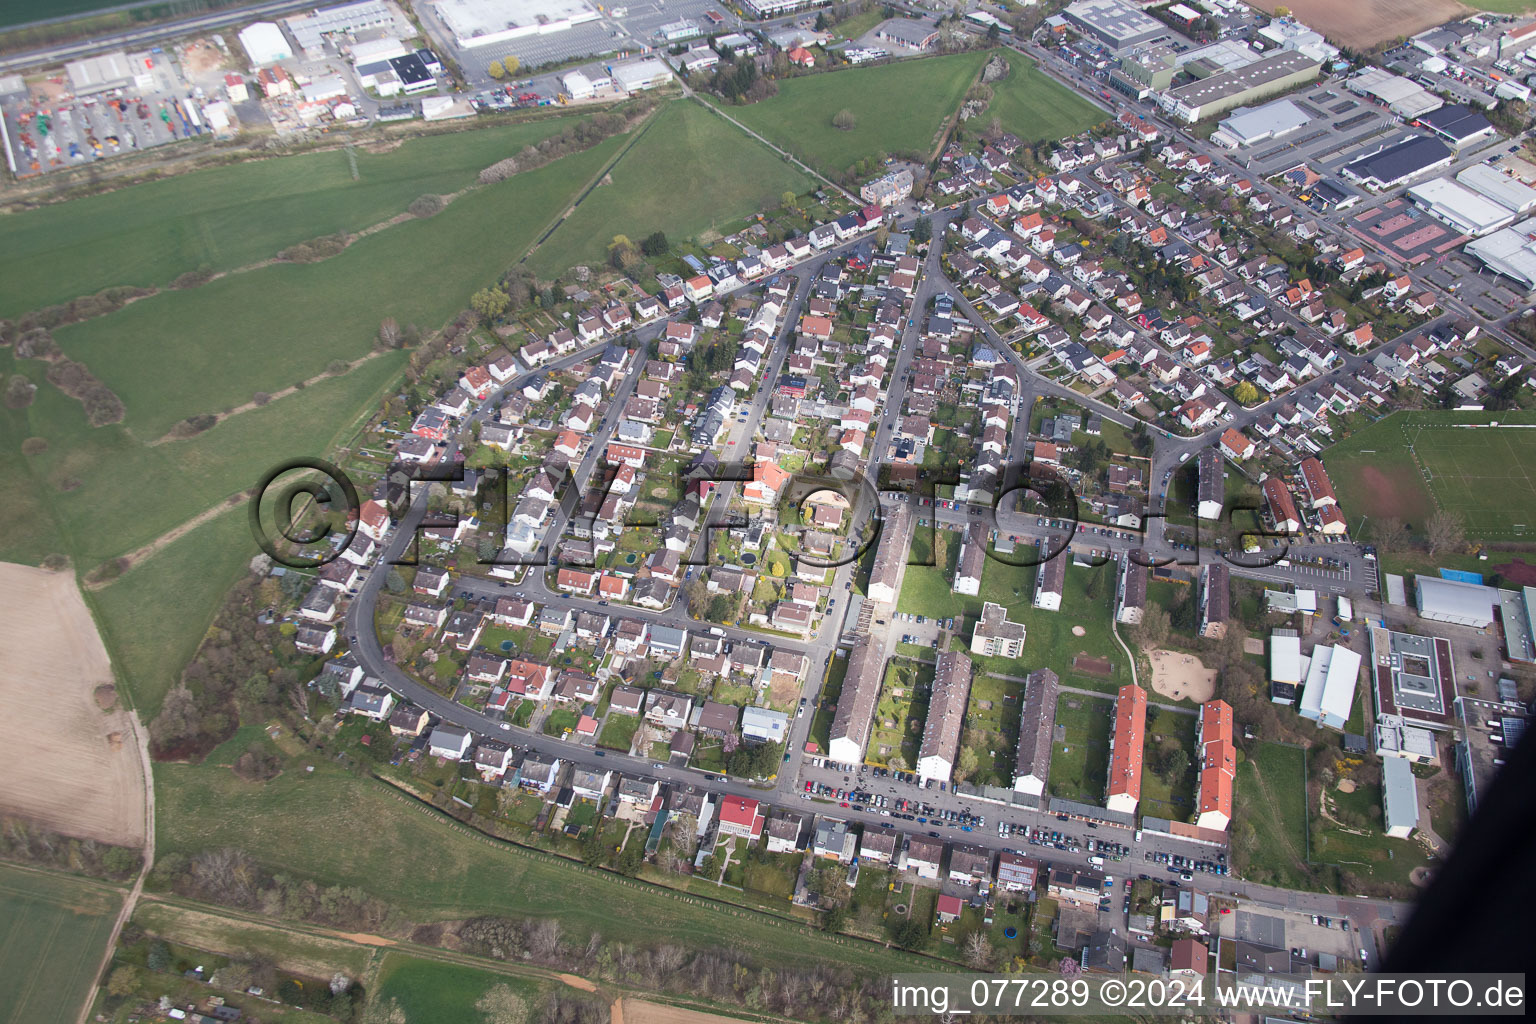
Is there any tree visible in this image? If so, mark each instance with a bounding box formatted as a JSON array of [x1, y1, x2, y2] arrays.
[[107, 966, 136, 998], [1426, 510, 1466, 555], [146, 940, 171, 972], [487, 60, 506, 79], [384, 568, 407, 593], [956, 745, 981, 781], [887, 753, 907, 771], [892, 917, 928, 949], [781, 190, 798, 210], [963, 932, 994, 968], [1233, 381, 1260, 406], [503, 55, 520, 76], [1371, 516, 1409, 556], [3, 375, 36, 409], [833, 108, 857, 131], [1132, 605, 1171, 650], [378, 317, 401, 350], [471, 287, 510, 322], [911, 216, 932, 244], [477, 984, 531, 1024], [641, 231, 670, 256]]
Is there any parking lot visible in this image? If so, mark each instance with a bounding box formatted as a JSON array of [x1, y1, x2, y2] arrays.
[[1, 53, 209, 178]]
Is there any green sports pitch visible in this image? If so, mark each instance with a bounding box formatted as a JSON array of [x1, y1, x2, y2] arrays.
[[1326, 411, 1536, 540]]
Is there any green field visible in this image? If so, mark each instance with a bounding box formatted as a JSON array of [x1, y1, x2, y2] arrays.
[[0, 118, 580, 318], [984, 56, 1106, 143], [1233, 741, 1309, 888], [1325, 410, 1536, 540], [152, 752, 927, 977], [528, 99, 813, 276], [1047, 693, 1112, 802], [0, 863, 124, 1024], [1137, 707, 1197, 822], [52, 136, 619, 439], [373, 952, 548, 1024], [896, 526, 967, 619], [869, 658, 933, 765], [718, 52, 990, 177]]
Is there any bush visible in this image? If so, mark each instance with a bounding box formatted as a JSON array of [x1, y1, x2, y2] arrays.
[[408, 193, 446, 218], [14, 328, 57, 360], [277, 232, 350, 263], [170, 268, 216, 289], [20, 436, 48, 455], [252, 392, 272, 406], [45, 359, 125, 426], [4, 375, 37, 409], [169, 413, 218, 438]]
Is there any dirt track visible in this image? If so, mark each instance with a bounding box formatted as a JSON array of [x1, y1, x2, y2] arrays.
[[614, 999, 749, 1024], [1250, 0, 1467, 49], [0, 562, 148, 846]]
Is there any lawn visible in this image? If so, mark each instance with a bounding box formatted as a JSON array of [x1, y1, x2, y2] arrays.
[[717, 52, 990, 177], [51, 135, 622, 439], [0, 116, 583, 318], [964, 546, 1130, 693], [373, 952, 549, 1024], [152, 758, 930, 977], [1233, 741, 1310, 888], [528, 99, 813, 276], [984, 55, 1106, 143], [960, 671, 1022, 787], [1138, 706, 1197, 822], [598, 714, 640, 752], [868, 658, 934, 766], [0, 862, 123, 1024], [1325, 410, 1536, 541], [1047, 693, 1113, 803], [896, 526, 969, 620]]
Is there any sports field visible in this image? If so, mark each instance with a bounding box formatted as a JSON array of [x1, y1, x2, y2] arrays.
[[984, 57, 1105, 144], [528, 99, 813, 276], [718, 52, 989, 177], [0, 117, 581, 317], [0, 863, 123, 1024], [1325, 411, 1536, 540]]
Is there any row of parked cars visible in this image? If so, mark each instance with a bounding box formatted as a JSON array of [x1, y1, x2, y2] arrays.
[[1146, 850, 1229, 876]]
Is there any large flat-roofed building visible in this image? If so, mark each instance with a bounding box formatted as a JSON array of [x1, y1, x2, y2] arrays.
[[238, 22, 294, 65], [1346, 66, 1442, 119], [741, 0, 826, 18], [65, 52, 140, 94], [1455, 696, 1526, 815], [434, 0, 601, 47], [1062, 0, 1169, 51], [916, 652, 973, 784], [1211, 97, 1312, 148], [1415, 575, 1496, 627], [1368, 625, 1456, 730], [1161, 51, 1320, 122], [828, 639, 883, 764], [972, 601, 1026, 659], [1270, 628, 1302, 704], [1298, 643, 1361, 731], [1408, 177, 1520, 236], [1105, 684, 1147, 814], [1342, 135, 1454, 190], [1013, 669, 1059, 799], [286, 1, 410, 57], [1375, 714, 1438, 763], [1465, 216, 1536, 288], [611, 57, 673, 93], [1498, 18, 1536, 58], [1382, 756, 1419, 838], [1458, 163, 1536, 216]]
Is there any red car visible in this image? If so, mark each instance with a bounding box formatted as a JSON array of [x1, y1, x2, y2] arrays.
[[805, 781, 813, 792]]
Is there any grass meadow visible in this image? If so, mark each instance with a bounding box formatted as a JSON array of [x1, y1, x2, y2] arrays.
[[0, 117, 581, 317], [373, 953, 549, 1024], [528, 99, 813, 276], [152, 754, 930, 977], [52, 136, 619, 438], [0, 863, 123, 1024], [1233, 741, 1310, 888], [1047, 693, 1113, 803], [984, 56, 1106, 143], [718, 52, 989, 176]]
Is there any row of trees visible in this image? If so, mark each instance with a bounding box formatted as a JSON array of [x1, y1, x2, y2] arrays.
[[1369, 510, 1466, 558]]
